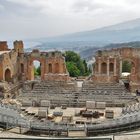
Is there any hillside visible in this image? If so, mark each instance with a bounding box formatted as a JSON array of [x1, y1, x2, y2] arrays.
[[25, 18, 140, 59], [45, 18, 140, 45], [80, 41, 140, 59]]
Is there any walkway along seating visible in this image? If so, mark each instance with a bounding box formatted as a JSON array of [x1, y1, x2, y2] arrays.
[[0, 103, 140, 136]]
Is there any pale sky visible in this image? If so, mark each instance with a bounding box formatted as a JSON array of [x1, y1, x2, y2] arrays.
[[0, 0, 140, 40]]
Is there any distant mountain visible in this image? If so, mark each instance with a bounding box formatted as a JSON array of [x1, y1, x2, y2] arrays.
[[25, 18, 140, 58], [45, 18, 140, 44], [80, 41, 140, 59], [103, 41, 140, 49]]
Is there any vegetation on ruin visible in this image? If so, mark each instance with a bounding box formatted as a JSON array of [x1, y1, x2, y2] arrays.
[[33, 51, 91, 77], [34, 67, 41, 76], [63, 51, 91, 77]]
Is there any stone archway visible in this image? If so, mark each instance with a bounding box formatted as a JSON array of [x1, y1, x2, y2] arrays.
[[30, 59, 42, 80], [120, 59, 135, 75], [5, 68, 11, 82], [92, 47, 140, 91], [101, 62, 107, 74], [48, 63, 52, 73], [55, 63, 59, 73], [109, 63, 114, 73], [21, 63, 24, 73], [26, 49, 46, 80], [33, 60, 41, 80]]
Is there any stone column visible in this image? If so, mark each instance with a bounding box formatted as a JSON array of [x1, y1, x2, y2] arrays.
[[52, 63, 55, 74], [98, 58, 101, 74], [114, 58, 117, 76], [107, 58, 110, 76], [120, 59, 122, 76]]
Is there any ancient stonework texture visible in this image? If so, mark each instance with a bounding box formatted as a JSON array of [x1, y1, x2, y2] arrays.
[[92, 47, 140, 91], [0, 41, 69, 82]]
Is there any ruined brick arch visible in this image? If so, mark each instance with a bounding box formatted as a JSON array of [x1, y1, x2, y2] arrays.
[[55, 63, 59, 73], [101, 62, 107, 74], [48, 63, 52, 73], [21, 63, 24, 73], [109, 63, 114, 73], [27, 58, 46, 80], [31, 59, 41, 80], [92, 48, 140, 91], [120, 58, 136, 74], [130, 62, 136, 75], [4, 68, 11, 82]]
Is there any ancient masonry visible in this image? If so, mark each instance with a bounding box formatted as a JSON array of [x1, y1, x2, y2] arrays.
[[1, 41, 140, 92], [0, 41, 140, 138], [0, 41, 70, 83], [92, 47, 140, 91]]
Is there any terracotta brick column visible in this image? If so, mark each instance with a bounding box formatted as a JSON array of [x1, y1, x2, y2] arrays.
[[107, 58, 110, 76], [114, 58, 116, 76], [98, 58, 101, 74], [120, 59, 122, 75]]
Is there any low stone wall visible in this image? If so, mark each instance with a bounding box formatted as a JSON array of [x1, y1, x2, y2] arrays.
[[45, 74, 71, 81], [92, 75, 119, 83]]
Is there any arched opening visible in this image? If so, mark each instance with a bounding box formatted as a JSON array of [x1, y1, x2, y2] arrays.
[[55, 63, 59, 73], [33, 60, 41, 80], [109, 63, 114, 73], [101, 62, 107, 74], [21, 63, 24, 73], [48, 63, 52, 73], [121, 60, 134, 91], [5, 68, 11, 82], [122, 60, 132, 73]]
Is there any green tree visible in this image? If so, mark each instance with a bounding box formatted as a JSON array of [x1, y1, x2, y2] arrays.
[[66, 62, 80, 77], [36, 66, 41, 75], [76, 60, 85, 75], [64, 51, 91, 77], [34, 67, 38, 76], [122, 61, 131, 73], [34, 66, 41, 76], [64, 51, 80, 62]]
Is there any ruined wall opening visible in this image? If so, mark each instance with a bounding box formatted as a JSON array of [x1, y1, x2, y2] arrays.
[[121, 60, 134, 91], [55, 63, 59, 73], [48, 63, 52, 73], [122, 60, 132, 73], [5, 68, 11, 82], [21, 63, 24, 73], [109, 63, 114, 74], [101, 62, 107, 74], [33, 60, 41, 80]]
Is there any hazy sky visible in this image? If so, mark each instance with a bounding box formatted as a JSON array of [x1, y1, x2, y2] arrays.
[[0, 0, 140, 40]]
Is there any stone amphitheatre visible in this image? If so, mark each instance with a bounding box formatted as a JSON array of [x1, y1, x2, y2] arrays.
[[1, 40, 140, 139]]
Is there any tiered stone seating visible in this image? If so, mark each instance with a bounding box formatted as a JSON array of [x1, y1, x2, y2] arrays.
[[32, 81, 76, 94], [78, 81, 136, 106], [17, 81, 78, 107], [18, 81, 136, 107]]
